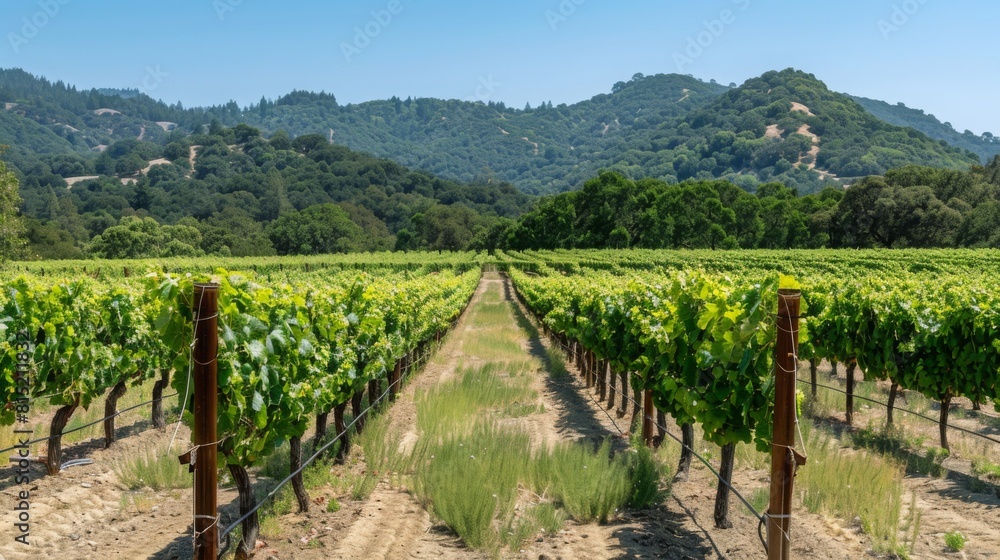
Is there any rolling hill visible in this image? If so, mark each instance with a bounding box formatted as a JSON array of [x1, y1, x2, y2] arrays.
[[0, 67, 990, 196], [851, 95, 1000, 162]]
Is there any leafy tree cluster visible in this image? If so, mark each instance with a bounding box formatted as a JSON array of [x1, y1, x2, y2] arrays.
[[504, 171, 841, 250], [88, 216, 203, 259], [504, 156, 1000, 251], [192, 70, 984, 194], [840, 158, 1000, 248]]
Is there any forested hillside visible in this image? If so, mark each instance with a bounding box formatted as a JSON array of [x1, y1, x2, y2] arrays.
[[0, 68, 987, 196], [11, 123, 532, 260], [852, 95, 1000, 163]]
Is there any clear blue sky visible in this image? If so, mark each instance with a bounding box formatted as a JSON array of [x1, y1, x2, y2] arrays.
[[5, 0, 998, 135]]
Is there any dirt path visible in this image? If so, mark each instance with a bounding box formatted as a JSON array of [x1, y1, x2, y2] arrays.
[[323, 277, 502, 560], [187, 146, 200, 176], [329, 273, 667, 559]]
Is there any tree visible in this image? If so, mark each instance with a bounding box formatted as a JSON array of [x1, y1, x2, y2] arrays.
[[420, 204, 480, 251], [608, 225, 630, 248], [115, 154, 146, 176], [87, 216, 203, 259], [257, 169, 294, 221], [269, 130, 293, 151], [469, 217, 516, 254], [24, 218, 83, 259], [337, 202, 393, 251], [267, 204, 365, 255], [393, 229, 415, 252], [838, 177, 961, 247], [232, 124, 262, 145], [0, 156, 26, 260], [956, 201, 1000, 247]]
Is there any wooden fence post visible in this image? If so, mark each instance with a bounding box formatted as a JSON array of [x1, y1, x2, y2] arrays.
[[186, 283, 220, 560], [767, 289, 803, 560]]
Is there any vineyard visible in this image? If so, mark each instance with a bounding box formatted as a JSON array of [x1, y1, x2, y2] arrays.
[[1, 250, 999, 559]]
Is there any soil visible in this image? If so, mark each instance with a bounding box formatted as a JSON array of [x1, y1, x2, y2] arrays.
[[2, 273, 998, 559], [790, 102, 815, 116], [141, 158, 172, 175]]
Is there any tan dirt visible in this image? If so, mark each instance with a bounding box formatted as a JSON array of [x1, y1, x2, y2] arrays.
[[141, 158, 172, 175], [790, 102, 815, 116], [794, 124, 822, 171], [0, 420, 233, 560], [64, 176, 100, 187], [188, 146, 200, 176]]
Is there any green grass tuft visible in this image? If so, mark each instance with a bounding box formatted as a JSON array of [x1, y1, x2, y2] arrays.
[[944, 530, 968, 552], [797, 421, 905, 554], [113, 445, 192, 491]]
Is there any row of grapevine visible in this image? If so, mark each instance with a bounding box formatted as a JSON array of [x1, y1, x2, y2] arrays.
[[6, 251, 484, 277], [801, 274, 1000, 449], [502, 248, 1000, 529], [1, 256, 480, 557], [0, 275, 173, 470], [508, 265, 792, 529], [150, 267, 479, 554]]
